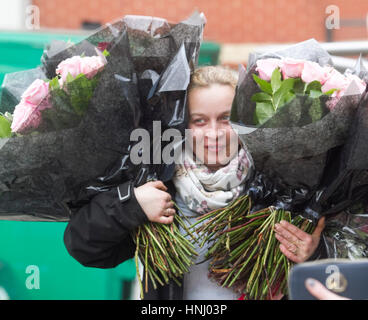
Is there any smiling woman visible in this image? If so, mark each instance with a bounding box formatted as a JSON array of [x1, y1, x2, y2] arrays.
[[170, 67, 253, 300]]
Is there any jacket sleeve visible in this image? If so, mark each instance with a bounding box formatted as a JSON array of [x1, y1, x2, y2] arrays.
[[63, 180, 149, 269], [307, 233, 327, 262]]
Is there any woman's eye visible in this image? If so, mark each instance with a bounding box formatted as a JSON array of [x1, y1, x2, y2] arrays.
[[193, 119, 205, 124], [221, 115, 230, 121]]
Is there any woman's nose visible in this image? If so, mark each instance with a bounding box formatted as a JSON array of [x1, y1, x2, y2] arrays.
[[205, 122, 226, 139]]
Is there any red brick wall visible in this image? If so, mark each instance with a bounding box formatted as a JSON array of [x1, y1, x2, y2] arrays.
[[32, 0, 368, 43]]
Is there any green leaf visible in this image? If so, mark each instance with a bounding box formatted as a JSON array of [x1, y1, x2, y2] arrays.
[[42, 85, 83, 131], [305, 80, 322, 93], [293, 78, 306, 94], [74, 73, 86, 80], [270, 68, 282, 93], [0, 114, 12, 138], [308, 98, 323, 122], [273, 78, 295, 111], [49, 76, 60, 90], [66, 73, 99, 116], [251, 92, 272, 103], [323, 88, 338, 96], [49, 87, 72, 112], [66, 72, 75, 84], [283, 92, 295, 105], [253, 74, 273, 95], [309, 89, 323, 98], [254, 102, 275, 125], [102, 49, 110, 57]]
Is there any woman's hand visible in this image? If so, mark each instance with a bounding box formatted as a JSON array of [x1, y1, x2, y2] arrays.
[[133, 180, 175, 224], [274, 217, 325, 263]]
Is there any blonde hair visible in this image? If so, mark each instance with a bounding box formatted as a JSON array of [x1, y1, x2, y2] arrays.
[[188, 65, 238, 91]]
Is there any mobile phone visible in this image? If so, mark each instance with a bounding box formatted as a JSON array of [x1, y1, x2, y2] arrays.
[[288, 259, 368, 300]]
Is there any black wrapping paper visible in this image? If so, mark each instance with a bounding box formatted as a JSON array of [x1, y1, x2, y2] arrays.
[[316, 89, 368, 258], [0, 13, 205, 221], [230, 39, 367, 222]]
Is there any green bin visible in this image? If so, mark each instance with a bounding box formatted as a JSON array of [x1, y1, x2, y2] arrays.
[[0, 31, 86, 85], [0, 221, 136, 300], [198, 41, 221, 66]]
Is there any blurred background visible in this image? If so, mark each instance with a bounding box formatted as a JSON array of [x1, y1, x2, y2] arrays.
[[0, 0, 367, 300]]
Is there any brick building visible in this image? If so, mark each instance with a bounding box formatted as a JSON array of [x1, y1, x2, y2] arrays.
[[32, 0, 368, 42], [32, 0, 368, 65]]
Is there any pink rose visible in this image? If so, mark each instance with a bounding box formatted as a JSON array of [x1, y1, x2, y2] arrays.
[[321, 68, 347, 93], [56, 56, 83, 83], [325, 73, 366, 111], [280, 58, 305, 79], [301, 61, 329, 84], [21, 79, 50, 108], [80, 56, 105, 79], [255, 58, 282, 81], [56, 55, 106, 84], [11, 101, 42, 133]]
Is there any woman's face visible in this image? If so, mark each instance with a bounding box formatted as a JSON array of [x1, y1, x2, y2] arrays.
[[188, 83, 239, 171]]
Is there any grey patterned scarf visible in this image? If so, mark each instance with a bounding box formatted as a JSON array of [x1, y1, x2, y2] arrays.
[[172, 146, 252, 215]]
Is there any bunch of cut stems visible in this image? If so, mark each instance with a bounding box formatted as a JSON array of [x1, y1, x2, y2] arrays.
[[133, 202, 198, 299], [191, 195, 315, 300]]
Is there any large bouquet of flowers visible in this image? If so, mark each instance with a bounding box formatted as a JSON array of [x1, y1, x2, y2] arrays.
[[231, 39, 366, 191], [0, 13, 205, 221]]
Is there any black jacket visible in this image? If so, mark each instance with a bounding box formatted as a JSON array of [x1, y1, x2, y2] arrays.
[[63, 179, 183, 299], [63, 180, 326, 300]]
